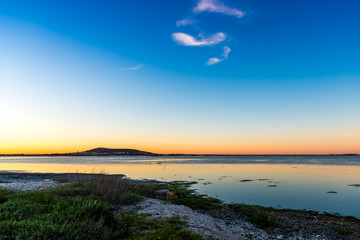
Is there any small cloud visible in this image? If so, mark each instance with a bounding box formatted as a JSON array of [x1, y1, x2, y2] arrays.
[[222, 46, 231, 58], [172, 32, 226, 46], [176, 17, 195, 27], [128, 64, 144, 71], [207, 57, 222, 65], [194, 0, 245, 18], [207, 46, 231, 66], [339, 132, 360, 137]]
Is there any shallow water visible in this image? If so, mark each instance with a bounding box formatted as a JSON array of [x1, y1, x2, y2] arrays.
[[0, 155, 359, 165], [0, 155, 360, 218]]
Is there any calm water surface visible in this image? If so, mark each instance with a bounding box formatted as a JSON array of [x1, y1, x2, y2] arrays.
[[1, 155, 360, 218]]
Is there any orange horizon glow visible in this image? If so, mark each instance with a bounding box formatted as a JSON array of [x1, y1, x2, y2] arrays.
[[1, 142, 359, 155]]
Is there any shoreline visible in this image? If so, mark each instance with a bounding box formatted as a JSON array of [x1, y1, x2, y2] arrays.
[[0, 171, 359, 219], [1, 171, 359, 239], [1, 154, 359, 157]]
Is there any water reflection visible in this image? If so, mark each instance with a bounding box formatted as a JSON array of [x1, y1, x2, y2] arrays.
[[0, 162, 359, 218]]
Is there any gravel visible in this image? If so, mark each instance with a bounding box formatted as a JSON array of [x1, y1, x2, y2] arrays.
[[123, 198, 332, 240], [0, 179, 60, 191]]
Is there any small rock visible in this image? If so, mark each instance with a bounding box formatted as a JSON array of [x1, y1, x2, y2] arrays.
[[54, 179, 70, 183], [239, 179, 254, 182], [348, 184, 360, 187], [166, 191, 178, 201], [156, 189, 169, 196]]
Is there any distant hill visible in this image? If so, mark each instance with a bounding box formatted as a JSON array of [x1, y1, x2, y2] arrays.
[[74, 148, 155, 156]]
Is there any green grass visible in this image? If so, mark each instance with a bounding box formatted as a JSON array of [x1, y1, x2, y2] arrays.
[[0, 188, 11, 204], [52, 177, 144, 205], [228, 204, 281, 229], [0, 191, 119, 239], [117, 212, 206, 240], [135, 180, 222, 210], [0, 177, 208, 240]]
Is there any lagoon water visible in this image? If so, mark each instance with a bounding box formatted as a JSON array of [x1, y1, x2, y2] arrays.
[[1, 155, 360, 218]]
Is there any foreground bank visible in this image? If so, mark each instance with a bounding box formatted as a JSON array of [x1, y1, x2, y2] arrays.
[[0, 172, 359, 239]]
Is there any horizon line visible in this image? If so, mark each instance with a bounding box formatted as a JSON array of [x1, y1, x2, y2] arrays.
[[1, 147, 359, 156]]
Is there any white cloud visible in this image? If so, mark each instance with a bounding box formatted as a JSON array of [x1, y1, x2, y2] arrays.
[[128, 64, 144, 71], [172, 32, 226, 46], [207, 57, 222, 65], [339, 132, 360, 137], [194, 0, 245, 18], [176, 17, 195, 27], [207, 46, 231, 66], [222, 46, 231, 58]]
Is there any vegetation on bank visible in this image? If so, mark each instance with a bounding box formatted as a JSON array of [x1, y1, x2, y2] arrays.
[[0, 175, 359, 239], [0, 177, 206, 240]]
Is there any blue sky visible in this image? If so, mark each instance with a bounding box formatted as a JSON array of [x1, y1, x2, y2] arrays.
[[0, 0, 359, 154]]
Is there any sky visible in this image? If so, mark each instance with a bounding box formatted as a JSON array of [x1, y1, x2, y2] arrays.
[[0, 0, 359, 154]]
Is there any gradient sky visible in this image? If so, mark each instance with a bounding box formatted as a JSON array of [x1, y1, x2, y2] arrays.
[[1, 0, 359, 154]]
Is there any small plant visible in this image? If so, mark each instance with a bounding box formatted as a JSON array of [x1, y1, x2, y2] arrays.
[[247, 210, 280, 229], [335, 226, 352, 235], [173, 194, 222, 210], [35, 190, 54, 204], [245, 233, 254, 239], [0, 188, 11, 204], [119, 192, 142, 205], [137, 180, 222, 210], [80, 176, 143, 205]]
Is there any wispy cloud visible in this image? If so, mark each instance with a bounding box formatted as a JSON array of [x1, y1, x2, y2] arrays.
[[194, 0, 245, 18], [124, 64, 144, 71], [176, 17, 195, 27], [129, 64, 144, 71], [207, 46, 231, 65], [207, 57, 222, 65], [172, 32, 226, 46], [339, 132, 360, 137]]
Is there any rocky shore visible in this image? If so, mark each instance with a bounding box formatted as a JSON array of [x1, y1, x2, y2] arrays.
[[0, 171, 359, 240]]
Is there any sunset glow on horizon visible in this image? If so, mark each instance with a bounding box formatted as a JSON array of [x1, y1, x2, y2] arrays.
[[1, 0, 359, 155]]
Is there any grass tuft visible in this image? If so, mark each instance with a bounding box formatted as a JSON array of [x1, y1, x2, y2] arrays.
[[52, 176, 143, 205], [0, 188, 11, 204], [335, 226, 353, 235]]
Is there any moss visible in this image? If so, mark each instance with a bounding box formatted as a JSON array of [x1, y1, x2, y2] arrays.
[[335, 226, 353, 235]]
